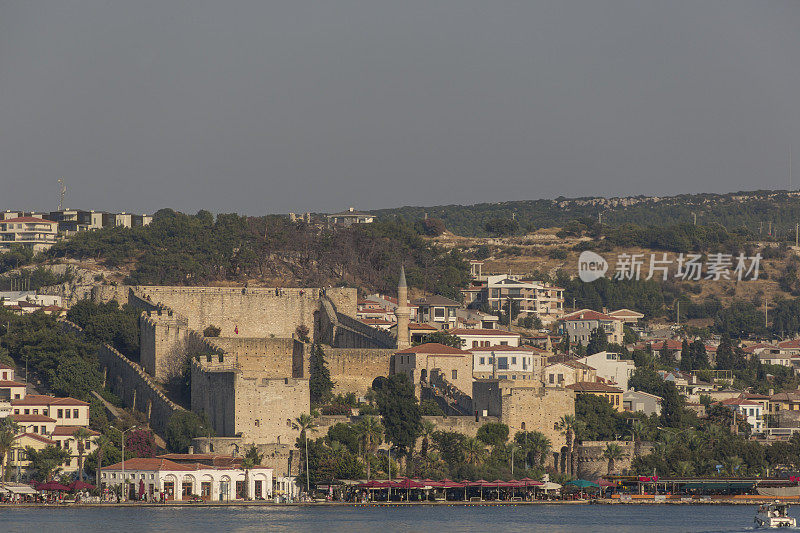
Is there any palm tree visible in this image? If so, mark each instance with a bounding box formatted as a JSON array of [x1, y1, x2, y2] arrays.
[[292, 413, 318, 495], [724, 456, 744, 477], [556, 415, 578, 476], [73, 427, 92, 482], [356, 416, 383, 480], [673, 461, 694, 477], [629, 420, 646, 458], [0, 418, 20, 481], [602, 443, 624, 475], [94, 434, 111, 487], [241, 445, 264, 500], [528, 431, 551, 467], [464, 437, 486, 466]]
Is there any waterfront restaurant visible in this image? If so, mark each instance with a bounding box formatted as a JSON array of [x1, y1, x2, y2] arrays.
[[100, 457, 273, 501]]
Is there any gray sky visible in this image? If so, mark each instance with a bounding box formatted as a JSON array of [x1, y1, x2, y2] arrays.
[[1, 1, 799, 216]]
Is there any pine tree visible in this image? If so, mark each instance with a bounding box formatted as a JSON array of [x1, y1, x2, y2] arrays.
[[309, 343, 334, 405], [679, 338, 691, 371]]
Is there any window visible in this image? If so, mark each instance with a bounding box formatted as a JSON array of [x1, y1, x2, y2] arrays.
[[497, 357, 508, 370], [65, 410, 71, 419], [479, 357, 485, 365], [549, 374, 554, 384], [57, 409, 63, 418], [511, 357, 516, 365], [434, 308, 445, 318], [24, 409, 29, 415], [472, 341, 479, 348], [500, 341, 508, 346], [74, 409, 79, 418], [33, 409, 38, 415], [451, 370, 457, 380]]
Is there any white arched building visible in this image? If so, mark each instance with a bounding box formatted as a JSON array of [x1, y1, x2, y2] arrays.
[[100, 457, 273, 501]]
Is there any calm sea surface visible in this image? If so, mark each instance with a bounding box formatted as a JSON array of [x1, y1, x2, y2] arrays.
[[0, 504, 780, 533]]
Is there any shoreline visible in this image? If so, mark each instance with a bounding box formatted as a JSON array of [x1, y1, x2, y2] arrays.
[[0, 498, 783, 508]]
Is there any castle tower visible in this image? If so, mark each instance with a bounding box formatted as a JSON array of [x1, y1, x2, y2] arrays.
[[395, 265, 411, 349]]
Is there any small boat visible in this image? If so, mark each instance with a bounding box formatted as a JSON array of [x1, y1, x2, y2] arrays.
[[755, 501, 796, 528]]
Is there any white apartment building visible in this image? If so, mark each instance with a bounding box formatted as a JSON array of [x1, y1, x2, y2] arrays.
[[0, 217, 58, 252], [470, 345, 547, 382], [576, 351, 636, 390], [449, 328, 521, 349]]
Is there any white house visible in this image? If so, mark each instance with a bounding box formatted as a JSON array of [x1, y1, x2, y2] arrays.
[[101, 457, 274, 501], [11, 395, 90, 427], [576, 351, 636, 390], [718, 397, 764, 433], [450, 328, 521, 349], [470, 345, 547, 383]]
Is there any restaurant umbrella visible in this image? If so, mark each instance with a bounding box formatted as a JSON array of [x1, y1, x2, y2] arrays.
[[69, 480, 95, 492], [39, 481, 70, 492], [469, 479, 489, 501]]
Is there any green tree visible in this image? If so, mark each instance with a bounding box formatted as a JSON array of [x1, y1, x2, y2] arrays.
[[556, 415, 580, 477], [25, 445, 71, 482], [416, 331, 465, 349], [484, 218, 519, 236], [464, 437, 487, 466], [292, 413, 318, 494], [476, 422, 510, 447], [375, 374, 422, 462], [356, 416, 384, 480], [603, 443, 624, 475], [586, 327, 609, 355], [74, 427, 92, 481], [629, 420, 647, 459], [309, 344, 334, 405], [241, 445, 264, 500], [165, 411, 213, 453], [0, 418, 19, 481]]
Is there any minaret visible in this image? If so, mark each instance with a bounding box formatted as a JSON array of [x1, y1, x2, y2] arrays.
[[395, 265, 411, 349]]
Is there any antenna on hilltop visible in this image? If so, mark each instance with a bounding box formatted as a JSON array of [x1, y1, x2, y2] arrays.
[[57, 178, 66, 211]]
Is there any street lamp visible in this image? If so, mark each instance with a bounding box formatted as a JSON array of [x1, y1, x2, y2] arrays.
[[110, 425, 139, 502]]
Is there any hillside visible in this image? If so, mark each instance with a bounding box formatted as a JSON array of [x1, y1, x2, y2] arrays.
[[373, 189, 800, 238]]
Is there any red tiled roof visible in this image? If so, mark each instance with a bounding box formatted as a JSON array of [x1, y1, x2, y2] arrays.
[[51, 426, 100, 437], [778, 339, 800, 349], [0, 216, 56, 224], [743, 343, 778, 354], [11, 395, 89, 407], [12, 414, 56, 423], [15, 433, 55, 445], [0, 363, 14, 370], [0, 380, 26, 387], [608, 309, 644, 318], [566, 381, 623, 393], [449, 328, 519, 337], [561, 309, 618, 322], [396, 343, 470, 356], [719, 398, 761, 407], [361, 318, 392, 325], [407, 323, 437, 330]]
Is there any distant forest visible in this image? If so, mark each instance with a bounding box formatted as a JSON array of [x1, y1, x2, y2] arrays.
[[373, 190, 800, 238], [46, 210, 469, 299]]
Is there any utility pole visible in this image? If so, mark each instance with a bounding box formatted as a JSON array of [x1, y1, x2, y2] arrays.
[[676, 301, 680, 328], [769, 221, 772, 236], [795, 223, 798, 248], [765, 297, 769, 328], [693, 213, 697, 225]]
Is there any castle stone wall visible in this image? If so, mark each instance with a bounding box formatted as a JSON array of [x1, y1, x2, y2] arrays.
[[321, 347, 395, 396], [209, 337, 308, 379], [133, 286, 335, 341], [473, 381, 574, 454], [139, 310, 189, 381], [60, 320, 184, 436]]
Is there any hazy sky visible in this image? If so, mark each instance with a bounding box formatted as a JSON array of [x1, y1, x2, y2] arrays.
[[1, 1, 799, 215]]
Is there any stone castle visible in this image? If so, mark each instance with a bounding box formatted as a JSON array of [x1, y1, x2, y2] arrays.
[[91, 271, 573, 470]]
